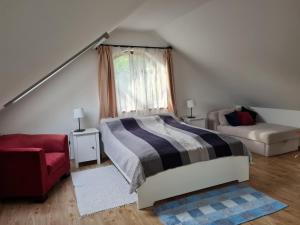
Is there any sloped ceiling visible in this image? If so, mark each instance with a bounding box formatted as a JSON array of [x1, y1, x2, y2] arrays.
[[121, 0, 300, 110], [120, 0, 210, 30], [1, 0, 300, 111], [0, 0, 145, 108]]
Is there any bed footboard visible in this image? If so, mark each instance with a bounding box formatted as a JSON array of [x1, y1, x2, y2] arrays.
[[136, 156, 249, 209]]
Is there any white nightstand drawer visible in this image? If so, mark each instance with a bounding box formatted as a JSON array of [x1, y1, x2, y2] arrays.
[[72, 128, 100, 168], [189, 119, 206, 128], [76, 135, 97, 162]]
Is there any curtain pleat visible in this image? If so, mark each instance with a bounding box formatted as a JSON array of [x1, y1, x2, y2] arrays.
[[164, 48, 177, 115], [98, 46, 118, 119]]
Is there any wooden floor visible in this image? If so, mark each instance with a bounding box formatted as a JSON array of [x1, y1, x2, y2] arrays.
[[1, 152, 300, 225]]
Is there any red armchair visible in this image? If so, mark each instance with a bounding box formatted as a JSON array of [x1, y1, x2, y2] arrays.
[[0, 134, 70, 200]]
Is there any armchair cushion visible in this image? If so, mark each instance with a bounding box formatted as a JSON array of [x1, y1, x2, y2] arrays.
[[45, 152, 66, 174]]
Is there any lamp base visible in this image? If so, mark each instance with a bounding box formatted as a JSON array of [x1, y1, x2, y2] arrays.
[[187, 116, 196, 119], [74, 129, 86, 132]]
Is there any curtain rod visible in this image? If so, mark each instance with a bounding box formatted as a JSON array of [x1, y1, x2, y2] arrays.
[[100, 44, 172, 50]]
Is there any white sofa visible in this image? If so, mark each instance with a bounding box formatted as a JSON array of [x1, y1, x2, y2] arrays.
[[208, 109, 300, 156]]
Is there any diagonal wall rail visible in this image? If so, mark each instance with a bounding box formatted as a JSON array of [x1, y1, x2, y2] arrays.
[[3, 32, 109, 108]]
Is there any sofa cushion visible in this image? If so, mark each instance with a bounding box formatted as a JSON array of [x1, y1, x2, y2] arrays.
[[241, 106, 257, 121], [217, 123, 300, 144], [225, 111, 241, 126], [218, 108, 235, 126], [45, 152, 65, 174], [236, 111, 255, 125]]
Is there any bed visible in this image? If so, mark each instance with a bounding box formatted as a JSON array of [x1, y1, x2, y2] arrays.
[[100, 114, 250, 209]]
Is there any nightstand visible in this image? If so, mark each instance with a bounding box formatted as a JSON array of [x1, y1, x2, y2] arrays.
[[182, 116, 207, 128], [72, 128, 100, 168]]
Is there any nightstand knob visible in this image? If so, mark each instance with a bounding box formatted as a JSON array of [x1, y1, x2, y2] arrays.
[[91, 146, 95, 150]]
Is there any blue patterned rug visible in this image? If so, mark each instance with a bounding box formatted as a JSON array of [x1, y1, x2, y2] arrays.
[[154, 183, 287, 225]]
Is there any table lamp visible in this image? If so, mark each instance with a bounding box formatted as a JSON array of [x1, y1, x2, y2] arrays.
[[186, 99, 195, 118], [73, 107, 85, 132]]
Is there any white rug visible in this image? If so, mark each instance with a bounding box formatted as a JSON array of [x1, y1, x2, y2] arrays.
[[71, 165, 137, 216]]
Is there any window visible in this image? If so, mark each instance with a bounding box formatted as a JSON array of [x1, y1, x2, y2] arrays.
[[112, 47, 169, 115]]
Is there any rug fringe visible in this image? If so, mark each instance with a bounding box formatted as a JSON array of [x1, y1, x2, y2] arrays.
[[80, 202, 136, 218]]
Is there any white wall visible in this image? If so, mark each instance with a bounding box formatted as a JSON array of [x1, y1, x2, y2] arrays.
[[173, 50, 234, 117], [0, 28, 236, 136], [157, 0, 300, 111], [119, 0, 209, 30], [0, 50, 99, 135], [251, 107, 300, 128], [0, 29, 171, 135], [106, 29, 235, 117], [2, 0, 300, 133], [105, 28, 168, 47], [0, 0, 145, 109]]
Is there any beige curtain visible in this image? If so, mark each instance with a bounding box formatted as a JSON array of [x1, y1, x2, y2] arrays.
[[98, 46, 118, 118], [164, 48, 177, 115], [113, 47, 170, 116]]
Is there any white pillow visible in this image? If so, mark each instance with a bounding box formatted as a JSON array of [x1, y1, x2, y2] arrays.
[[218, 108, 235, 126]]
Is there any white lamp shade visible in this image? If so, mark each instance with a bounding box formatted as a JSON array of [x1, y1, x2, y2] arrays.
[[186, 99, 195, 108], [73, 107, 84, 119]]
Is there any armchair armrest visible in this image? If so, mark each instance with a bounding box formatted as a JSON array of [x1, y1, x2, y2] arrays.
[[0, 147, 48, 197], [29, 134, 69, 153], [0, 134, 69, 153], [0, 147, 43, 153]]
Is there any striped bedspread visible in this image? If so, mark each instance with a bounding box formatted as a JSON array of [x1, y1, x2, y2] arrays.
[[100, 115, 249, 192]]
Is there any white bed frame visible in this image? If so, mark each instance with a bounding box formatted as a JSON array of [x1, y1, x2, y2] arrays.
[[100, 120, 250, 209], [136, 156, 249, 209]]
